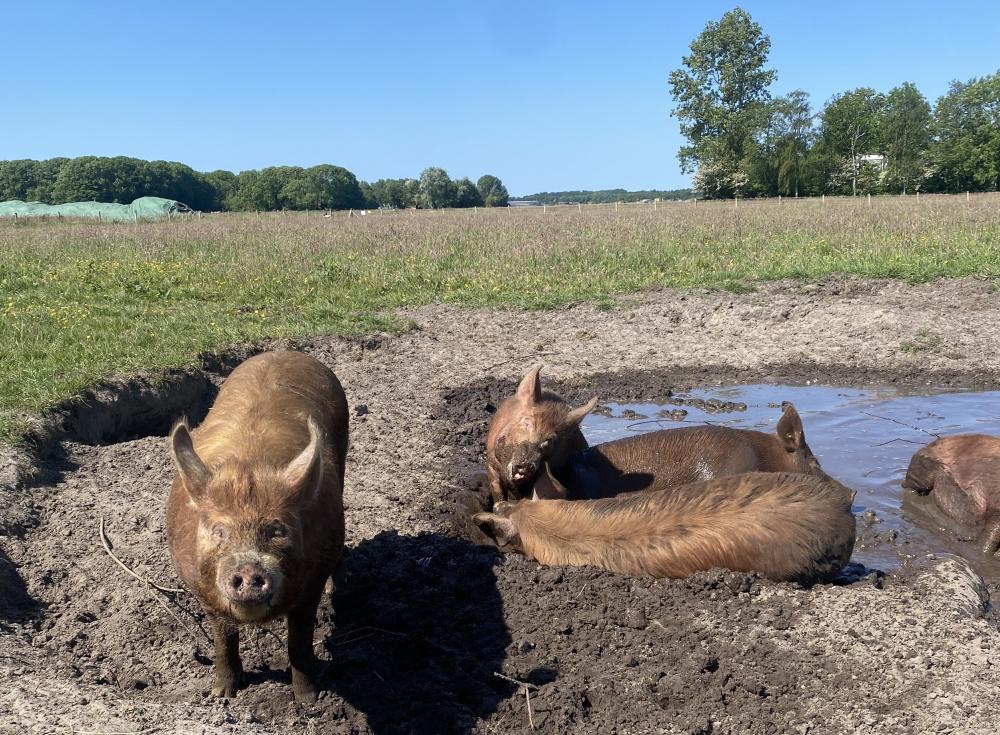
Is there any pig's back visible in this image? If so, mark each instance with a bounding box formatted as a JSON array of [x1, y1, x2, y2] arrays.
[[194, 351, 348, 475], [559, 426, 764, 499]]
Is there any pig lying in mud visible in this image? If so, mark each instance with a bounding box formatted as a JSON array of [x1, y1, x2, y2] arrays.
[[474, 469, 856, 583], [485, 365, 597, 503], [539, 402, 833, 500], [485, 366, 831, 502], [166, 351, 349, 702], [902, 434, 1000, 556]]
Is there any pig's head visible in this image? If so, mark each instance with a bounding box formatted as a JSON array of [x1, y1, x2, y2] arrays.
[[775, 402, 823, 475], [489, 366, 597, 501], [169, 417, 325, 623], [473, 501, 526, 555]]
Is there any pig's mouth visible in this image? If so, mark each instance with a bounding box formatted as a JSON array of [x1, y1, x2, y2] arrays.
[[507, 467, 537, 488], [227, 596, 275, 622]]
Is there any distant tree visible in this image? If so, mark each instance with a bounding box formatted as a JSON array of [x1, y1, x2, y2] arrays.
[[363, 178, 417, 209], [202, 169, 239, 210], [878, 83, 931, 194], [476, 174, 509, 206], [453, 177, 484, 207], [925, 71, 1000, 192], [418, 167, 454, 209], [669, 7, 776, 197], [819, 88, 885, 196]]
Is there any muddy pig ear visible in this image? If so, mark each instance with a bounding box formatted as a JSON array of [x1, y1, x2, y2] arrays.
[[565, 396, 599, 427], [169, 419, 212, 501], [531, 463, 568, 500], [283, 417, 324, 498], [515, 365, 544, 404], [472, 512, 521, 548], [777, 402, 805, 451]]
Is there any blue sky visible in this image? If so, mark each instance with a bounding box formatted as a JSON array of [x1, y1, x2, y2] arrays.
[[3, 1, 998, 195]]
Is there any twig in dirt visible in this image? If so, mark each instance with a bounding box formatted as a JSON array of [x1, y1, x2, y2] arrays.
[[861, 412, 941, 440], [71, 729, 160, 735], [494, 673, 538, 730], [147, 585, 209, 645], [493, 671, 537, 691], [98, 517, 184, 594], [482, 352, 557, 374]]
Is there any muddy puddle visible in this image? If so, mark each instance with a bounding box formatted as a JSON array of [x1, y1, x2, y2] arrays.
[[585, 385, 1000, 580]]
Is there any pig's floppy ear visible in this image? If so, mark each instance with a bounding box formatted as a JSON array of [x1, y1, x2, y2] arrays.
[[565, 396, 599, 427], [515, 365, 544, 404], [531, 462, 568, 500], [472, 512, 521, 549], [777, 402, 805, 452], [284, 417, 324, 498], [169, 419, 211, 501]]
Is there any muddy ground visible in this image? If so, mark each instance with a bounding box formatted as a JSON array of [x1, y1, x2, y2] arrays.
[[2, 276, 1000, 734]]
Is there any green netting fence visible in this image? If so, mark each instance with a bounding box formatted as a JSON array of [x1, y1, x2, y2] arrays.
[[0, 196, 194, 221]]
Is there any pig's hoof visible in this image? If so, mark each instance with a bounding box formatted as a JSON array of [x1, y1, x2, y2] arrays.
[[210, 672, 244, 698], [293, 679, 318, 704]]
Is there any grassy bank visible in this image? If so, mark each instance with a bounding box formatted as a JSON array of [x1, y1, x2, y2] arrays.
[[2, 194, 999, 442]]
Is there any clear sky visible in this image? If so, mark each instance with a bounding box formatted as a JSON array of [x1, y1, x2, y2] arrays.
[[3, 1, 998, 195]]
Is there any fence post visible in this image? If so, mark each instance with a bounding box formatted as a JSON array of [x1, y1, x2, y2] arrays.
[[868, 193, 871, 207], [615, 202, 619, 213], [98, 211, 102, 222], [578, 203, 581, 213], [735, 197, 738, 209], [543, 204, 547, 214], [654, 200, 657, 211], [822, 194, 825, 205], [778, 195, 781, 205], [967, 191, 971, 202]]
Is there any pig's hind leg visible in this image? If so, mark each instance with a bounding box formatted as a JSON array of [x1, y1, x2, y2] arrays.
[[209, 616, 244, 697], [981, 521, 1000, 557]]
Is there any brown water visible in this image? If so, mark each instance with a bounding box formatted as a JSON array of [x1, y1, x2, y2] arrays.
[[584, 385, 1000, 578]]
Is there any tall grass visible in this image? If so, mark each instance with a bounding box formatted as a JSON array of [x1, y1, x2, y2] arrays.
[[2, 194, 998, 441]]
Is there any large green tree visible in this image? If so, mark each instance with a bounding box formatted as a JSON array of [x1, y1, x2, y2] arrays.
[[669, 7, 776, 197], [819, 88, 885, 195], [926, 71, 1000, 192], [418, 167, 455, 209], [879, 83, 931, 193], [476, 174, 509, 206]]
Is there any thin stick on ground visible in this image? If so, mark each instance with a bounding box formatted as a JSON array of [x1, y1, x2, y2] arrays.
[[98, 516, 184, 594], [493, 673, 538, 730], [482, 351, 556, 374]]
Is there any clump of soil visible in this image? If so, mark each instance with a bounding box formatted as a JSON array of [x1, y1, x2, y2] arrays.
[[3, 278, 1000, 734]]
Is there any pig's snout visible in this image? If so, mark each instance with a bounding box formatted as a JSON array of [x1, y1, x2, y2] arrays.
[[510, 461, 538, 484], [224, 562, 273, 604]]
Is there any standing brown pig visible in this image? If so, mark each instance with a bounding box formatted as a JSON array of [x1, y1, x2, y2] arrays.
[[166, 351, 348, 702], [474, 469, 856, 583], [536, 402, 835, 500], [902, 434, 1000, 556], [485, 365, 597, 503]]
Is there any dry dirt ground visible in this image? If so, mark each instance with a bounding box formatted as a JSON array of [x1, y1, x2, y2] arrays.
[[2, 276, 1000, 735]]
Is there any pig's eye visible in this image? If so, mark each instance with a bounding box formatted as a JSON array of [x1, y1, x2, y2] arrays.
[[266, 521, 288, 540], [210, 523, 229, 541]]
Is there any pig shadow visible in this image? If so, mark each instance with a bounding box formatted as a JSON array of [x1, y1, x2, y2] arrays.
[[324, 531, 512, 735], [0, 548, 43, 631]]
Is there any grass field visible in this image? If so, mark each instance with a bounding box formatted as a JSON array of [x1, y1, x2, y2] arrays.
[[2, 193, 999, 442]]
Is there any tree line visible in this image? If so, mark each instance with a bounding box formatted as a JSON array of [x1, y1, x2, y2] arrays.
[[0, 156, 509, 211], [512, 188, 693, 204], [669, 8, 1000, 198]]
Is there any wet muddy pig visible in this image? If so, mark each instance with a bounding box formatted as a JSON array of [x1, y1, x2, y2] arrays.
[[475, 468, 856, 583], [166, 351, 348, 702], [538, 402, 834, 500], [902, 434, 1000, 556], [485, 365, 597, 503]]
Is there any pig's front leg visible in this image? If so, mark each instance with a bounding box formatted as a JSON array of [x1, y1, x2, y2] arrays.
[[209, 616, 243, 698], [287, 596, 321, 703]]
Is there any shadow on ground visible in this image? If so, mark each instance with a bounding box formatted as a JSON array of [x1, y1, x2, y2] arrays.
[[323, 531, 513, 734]]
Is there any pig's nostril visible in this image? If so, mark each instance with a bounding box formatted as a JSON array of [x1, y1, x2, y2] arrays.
[[230, 575, 244, 590], [251, 575, 266, 589]]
